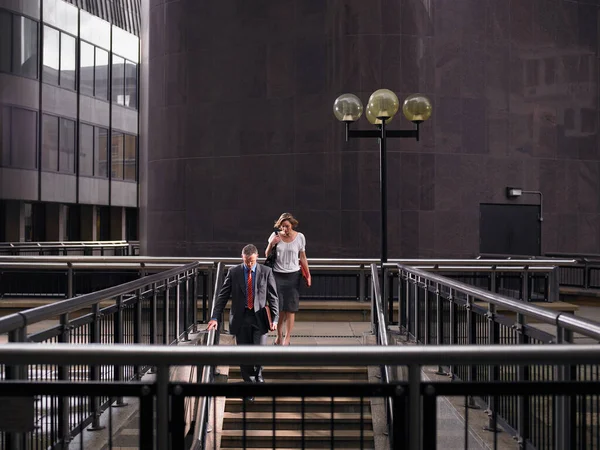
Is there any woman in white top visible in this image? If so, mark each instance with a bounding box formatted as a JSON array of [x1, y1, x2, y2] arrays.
[[265, 212, 311, 346]]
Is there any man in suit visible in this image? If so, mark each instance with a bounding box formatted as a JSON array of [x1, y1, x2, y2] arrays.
[[207, 244, 279, 386]]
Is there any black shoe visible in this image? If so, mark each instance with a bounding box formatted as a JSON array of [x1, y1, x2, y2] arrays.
[[256, 376, 264, 383], [245, 396, 255, 402]]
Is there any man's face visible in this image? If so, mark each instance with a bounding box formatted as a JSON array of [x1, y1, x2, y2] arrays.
[[242, 252, 258, 269]]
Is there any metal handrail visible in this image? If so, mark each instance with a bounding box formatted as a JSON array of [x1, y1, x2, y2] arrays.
[[0, 343, 599, 365], [0, 261, 206, 334], [192, 262, 226, 450], [397, 263, 600, 341]]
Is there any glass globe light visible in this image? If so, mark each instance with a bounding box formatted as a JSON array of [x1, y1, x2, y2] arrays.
[[367, 89, 399, 120], [333, 94, 363, 122], [365, 106, 393, 125], [402, 94, 432, 122]]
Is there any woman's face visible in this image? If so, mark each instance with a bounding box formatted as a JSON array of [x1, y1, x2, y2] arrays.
[[279, 220, 293, 236]]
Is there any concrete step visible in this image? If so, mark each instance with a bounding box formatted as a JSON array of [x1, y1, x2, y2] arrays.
[[220, 429, 375, 448], [225, 397, 370, 414], [223, 412, 373, 430]]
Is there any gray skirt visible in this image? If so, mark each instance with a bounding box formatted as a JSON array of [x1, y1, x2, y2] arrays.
[[273, 270, 301, 313]]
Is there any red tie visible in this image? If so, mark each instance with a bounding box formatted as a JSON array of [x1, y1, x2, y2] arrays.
[[247, 270, 253, 310]]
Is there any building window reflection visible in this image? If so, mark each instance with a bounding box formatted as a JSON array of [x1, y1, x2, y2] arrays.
[[0, 105, 38, 170], [80, 41, 95, 97], [43, 25, 76, 91], [124, 134, 137, 181], [95, 47, 109, 100], [79, 123, 94, 176], [42, 114, 59, 171], [0, 11, 11, 73], [96, 127, 108, 178], [12, 16, 38, 79], [59, 118, 75, 173], [111, 131, 124, 179]]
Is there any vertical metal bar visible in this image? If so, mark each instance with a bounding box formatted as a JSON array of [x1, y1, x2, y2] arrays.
[[371, 266, 377, 335], [522, 268, 529, 302], [380, 120, 387, 263], [183, 272, 190, 339], [206, 268, 213, 323], [404, 273, 410, 335], [555, 326, 572, 449], [422, 385, 437, 449], [58, 314, 71, 447], [413, 277, 419, 342], [359, 265, 366, 302], [164, 282, 170, 344], [485, 302, 499, 431], [548, 267, 560, 303], [435, 283, 445, 375], [171, 385, 185, 449], [392, 386, 406, 449], [67, 263, 74, 298], [88, 303, 104, 430], [175, 275, 181, 339], [151, 282, 158, 344], [134, 288, 142, 378], [6, 327, 27, 450], [156, 365, 169, 450], [517, 312, 528, 446], [114, 295, 127, 406], [449, 289, 457, 378], [409, 364, 421, 450], [139, 386, 154, 449], [424, 281, 430, 345], [192, 269, 199, 331]]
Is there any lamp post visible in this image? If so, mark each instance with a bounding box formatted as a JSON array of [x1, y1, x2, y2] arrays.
[[333, 90, 432, 263]]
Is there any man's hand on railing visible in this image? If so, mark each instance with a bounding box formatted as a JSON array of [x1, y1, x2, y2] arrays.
[[206, 320, 218, 331]]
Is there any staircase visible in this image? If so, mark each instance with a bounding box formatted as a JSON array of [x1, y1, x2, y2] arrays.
[[221, 365, 375, 449]]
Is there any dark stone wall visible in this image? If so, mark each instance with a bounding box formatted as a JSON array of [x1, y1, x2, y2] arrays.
[[143, 0, 600, 258]]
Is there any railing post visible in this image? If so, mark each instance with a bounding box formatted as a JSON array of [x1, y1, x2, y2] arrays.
[[409, 364, 421, 450], [183, 271, 190, 340], [58, 313, 71, 446], [521, 267, 529, 302], [114, 295, 127, 407], [67, 262, 74, 299], [6, 326, 27, 450], [548, 267, 560, 303], [206, 267, 214, 323], [392, 385, 406, 449], [485, 302, 499, 431], [424, 280, 430, 345], [134, 287, 143, 378], [164, 280, 170, 344], [156, 365, 169, 450], [88, 303, 104, 431], [413, 276, 419, 342], [449, 289, 457, 378], [192, 269, 199, 332], [175, 274, 181, 340], [465, 295, 478, 408], [555, 325, 573, 449], [516, 312, 529, 448], [404, 273, 410, 336], [435, 283, 446, 375], [359, 264, 366, 302], [151, 282, 158, 345], [371, 265, 378, 335]]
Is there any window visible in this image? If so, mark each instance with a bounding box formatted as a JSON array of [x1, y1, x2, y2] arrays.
[[43, 26, 60, 85], [79, 123, 94, 176], [12, 16, 38, 78], [10, 108, 37, 169], [60, 33, 76, 91], [96, 127, 108, 177], [95, 48, 109, 100], [125, 61, 137, 108], [42, 114, 59, 171], [111, 131, 124, 179], [112, 55, 125, 105], [0, 11, 10, 73], [59, 118, 75, 173], [0, 106, 10, 166], [80, 42, 94, 96], [124, 134, 136, 181]]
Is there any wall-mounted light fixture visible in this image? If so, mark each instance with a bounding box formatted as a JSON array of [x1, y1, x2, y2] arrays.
[[333, 90, 432, 262], [505, 187, 543, 222]]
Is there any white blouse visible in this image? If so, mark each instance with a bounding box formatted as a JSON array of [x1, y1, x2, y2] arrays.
[[268, 232, 306, 273]]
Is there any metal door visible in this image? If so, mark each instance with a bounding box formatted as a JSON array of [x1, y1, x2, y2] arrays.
[[480, 204, 541, 256]]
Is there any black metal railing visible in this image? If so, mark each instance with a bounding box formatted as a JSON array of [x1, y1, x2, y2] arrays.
[[0, 240, 139, 256], [0, 261, 206, 449], [1, 345, 600, 449], [396, 263, 600, 449]]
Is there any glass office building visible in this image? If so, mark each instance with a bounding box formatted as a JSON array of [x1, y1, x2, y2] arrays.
[[0, 0, 139, 241]]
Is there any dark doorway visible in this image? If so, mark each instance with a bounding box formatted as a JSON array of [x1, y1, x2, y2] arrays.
[[67, 205, 81, 241], [480, 204, 541, 256], [97, 206, 111, 241]]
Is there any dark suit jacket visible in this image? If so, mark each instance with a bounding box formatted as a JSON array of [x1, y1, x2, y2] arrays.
[[212, 263, 279, 335]]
